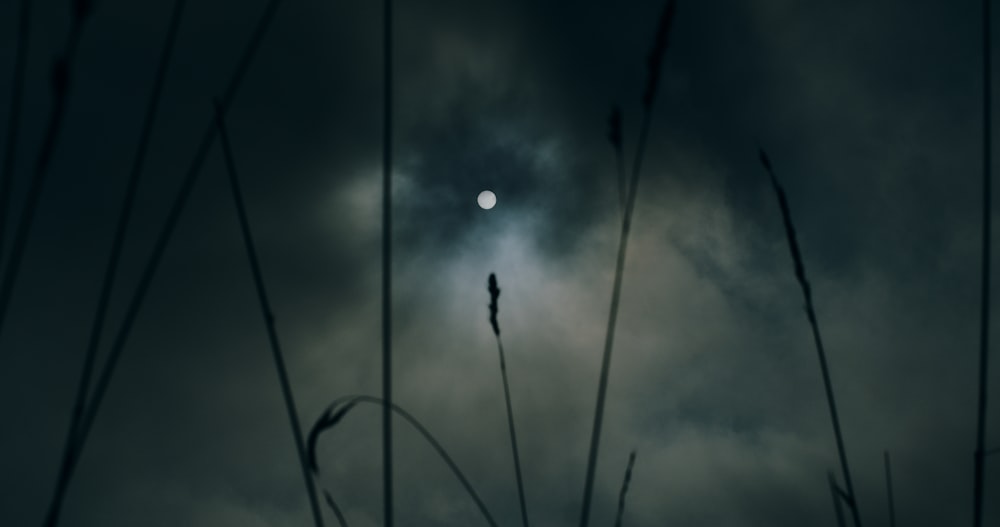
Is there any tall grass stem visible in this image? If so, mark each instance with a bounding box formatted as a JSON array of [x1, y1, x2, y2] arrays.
[[884, 451, 896, 527], [579, 5, 675, 526], [487, 273, 529, 526], [973, 0, 992, 523], [381, 0, 394, 526], [608, 107, 625, 216], [59, 0, 285, 501], [760, 150, 862, 527], [612, 450, 637, 527], [42, 2, 187, 525], [829, 472, 847, 527], [214, 100, 324, 527], [0, 4, 92, 340], [0, 0, 32, 265], [496, 337, 530, 527]]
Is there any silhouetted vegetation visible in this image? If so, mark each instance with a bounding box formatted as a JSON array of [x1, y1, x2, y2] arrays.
[[38, 1, 286, 525], [215, 99, 324, 527], [0, 0, 94, 339], [613, 450, 637, 527], [760, 149, 863, 527], [487, 273, 530, 527], [307, 396, 501, 527], [0, 0, 994, 525]]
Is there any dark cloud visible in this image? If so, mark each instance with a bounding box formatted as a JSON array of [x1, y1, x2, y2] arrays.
[[1, 0, 998, 526]]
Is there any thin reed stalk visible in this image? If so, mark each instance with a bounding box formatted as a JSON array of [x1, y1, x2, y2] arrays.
[[214, 101, 324, 527], [759, 150, 862, 527], [0, 0, 33, 263], [307, 395, 501, 527], [608, 106, 625, 216], [829, 471, 847, 527], [0, 0, 94, 340], [578, 3, 676, 526], [42, 2, 187, 525], [322, 488, 350, 527], [612, 450, 637, 527], [487, 273, 530, 527], [44, 2, 285, 516], [972, 0, 992, 524], [381, 0, 394, 525], [884, 451, 895, 527]]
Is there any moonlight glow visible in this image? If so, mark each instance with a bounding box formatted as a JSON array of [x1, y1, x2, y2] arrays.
[[477, 190, 497, 210]]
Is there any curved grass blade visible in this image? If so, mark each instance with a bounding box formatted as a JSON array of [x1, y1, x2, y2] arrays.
[[308, 395, 501, 527]]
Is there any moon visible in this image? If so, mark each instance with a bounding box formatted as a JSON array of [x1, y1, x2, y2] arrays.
[[477, 190, 497, 210]]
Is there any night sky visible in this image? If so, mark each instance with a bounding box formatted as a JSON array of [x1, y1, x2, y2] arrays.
[[0, 0, 998, 525]]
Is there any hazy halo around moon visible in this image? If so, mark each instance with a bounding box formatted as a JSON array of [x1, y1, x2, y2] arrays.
[[477, 190, 497, 210]]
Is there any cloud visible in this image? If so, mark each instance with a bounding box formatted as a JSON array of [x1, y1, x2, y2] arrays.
[[0, 0, 997, 525]]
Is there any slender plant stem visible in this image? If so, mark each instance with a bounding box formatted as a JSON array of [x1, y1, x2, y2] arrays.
[[0, 0, 32, 264], [608, 107, 625, 217], [579, 96, 657, 527], [42, 2, 187, 525], [615, 143, 626, 218], [759, 151, 862, 527], [884, 451, 896, 527], [613, 450, 637, 527], [381, 0, 394, 526], [322, 489, 350, 527], [973, 0, 992, 524], [579, 4, 675, 525], [55, 0, 284, 505], [578, 107, 649, 527], [0, 7, 91, 341], [496, 336, 530, 527], [830, 472, 847, 527], [214, 101, 324, 527], [308, 395, 500, 527]]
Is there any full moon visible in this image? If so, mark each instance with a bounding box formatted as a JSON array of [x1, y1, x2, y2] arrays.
[[477, 190, 497, 210]]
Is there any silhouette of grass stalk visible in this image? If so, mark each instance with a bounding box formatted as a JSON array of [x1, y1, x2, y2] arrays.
[[322, 488, 350, 527], [972, 0, 991, 524], [829, 471, 847, 527], [884, 451, 896, 527], [613, 450, 637, 527], [759, 149, 862, 527], [381, 0, 394, 525], [307, 395, 500, 527], [214, 101, 324, 527], [43, 2, 286, 519], [578, 3, 675, 526], [42, 1, 187, 525], [0, 0, 95, 340], [608, 106, 625, 216], [0, 0, 32, 263], [487, 273, 530, 527]]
